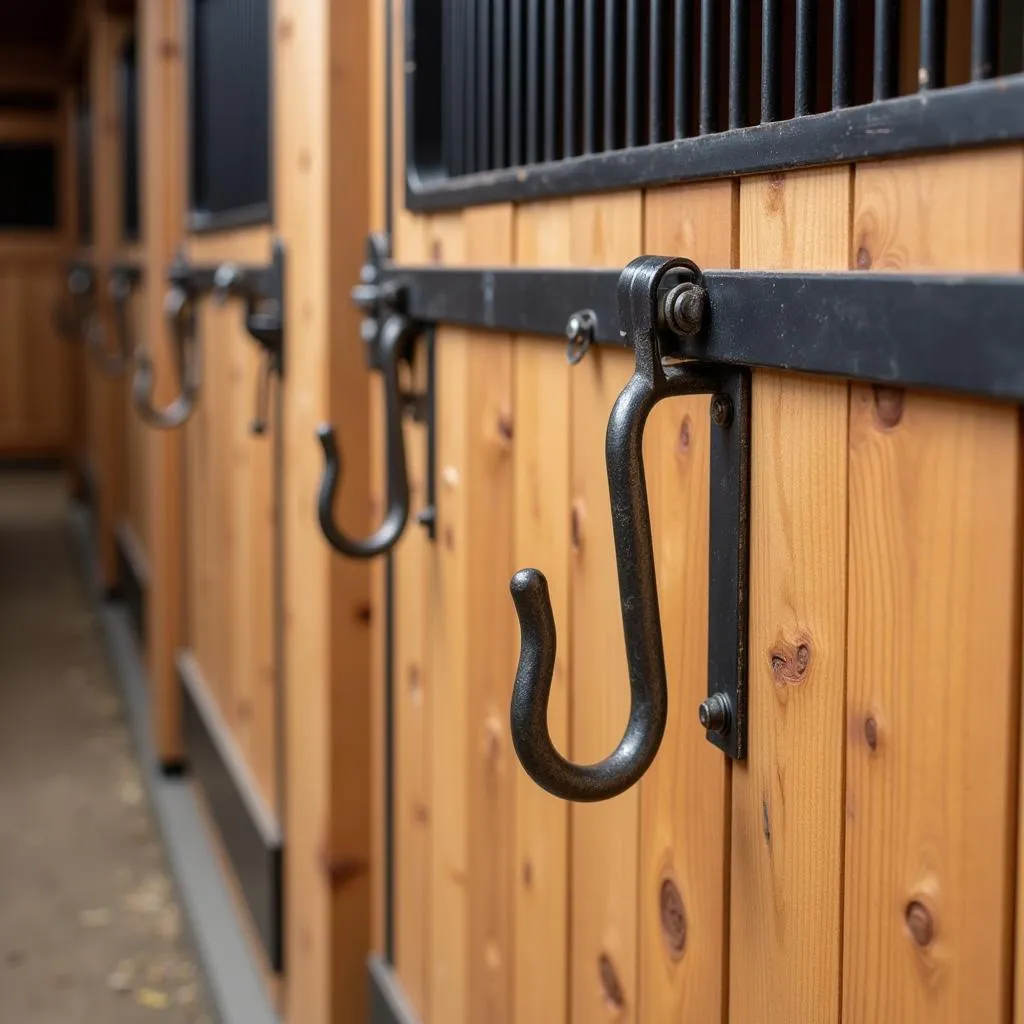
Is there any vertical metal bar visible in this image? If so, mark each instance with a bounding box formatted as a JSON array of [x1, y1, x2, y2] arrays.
[[526, 0, 539, 163], [604, 0, 618, 150], [625, 0, 640, 147], [545, 0, 557, 159], [832, 0, 853, 108], [494, 0, 507, 168], [729, 0, 748, 129], [649, 0, 665, 143], [675, 0, 695, 137], [794, 0, 817, 115], [699, 0, 719, 133], [449, 0, 465, 176], [583, 0, 596, 153], [972, 0, 998, 79], [920, 0, 947, 89], [761, 0, 782, 122], [479, 0, 492, 170], [510, 0, 522, 164], [441, 0, 452, 174], [873, 0, 900, 100], [564, 0, 577, 156], [465, 0, 477, 171]]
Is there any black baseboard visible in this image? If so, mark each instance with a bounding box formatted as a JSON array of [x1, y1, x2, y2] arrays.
[[115, 524, 147, 645], [177, 652, 283, 972], [369, 956, 420, 1024]]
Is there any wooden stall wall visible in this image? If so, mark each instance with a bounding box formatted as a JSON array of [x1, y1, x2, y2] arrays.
[[0, 100, 72, 458], [379, 5, 1024, 1024]]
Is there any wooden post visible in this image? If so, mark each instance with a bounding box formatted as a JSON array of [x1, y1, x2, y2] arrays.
[[140, 0, 186, 768], [275, 0, 372, 1020]]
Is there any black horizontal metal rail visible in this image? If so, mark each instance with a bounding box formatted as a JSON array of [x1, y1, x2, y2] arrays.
[[369, 261, 1024, 404], [406, 72, 1024, 211]]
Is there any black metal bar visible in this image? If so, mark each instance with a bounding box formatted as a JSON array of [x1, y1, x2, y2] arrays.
[[649, 0, 665, 143], [604, 0, 618, 150], [510, 0, 523, 164], [729, 0, 749, 129], [626, 0, 641, 147], [493, 0, 507, 168], [465, 0, 478, 172], [372, 261, 1024, 403], [675, 0, 695, 138], [479, 0, 491, 170], [761, 0, 782, 122], [407, 74, 1024, 210], [583, 0, 596, 154], [545, 0, 557, 160], [526, 0, 540, 165], [833, 0, 853, 107], [564, 0, 577, 156], [874, 0, 900, 100], [699, 0, 719, 133], [448, 0, 464, 176], [972, 0, 998, 80], [794, 0, 816, 115], [920, 0, 947, 90], [369, 956, 421, 1024]]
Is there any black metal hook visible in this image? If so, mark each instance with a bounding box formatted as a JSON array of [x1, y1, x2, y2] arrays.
[[316, 313, 417, 558], [132, 284, 201, 430], [510, 255, 742, 802], [53, 265, 94, 341], [84, 268, 138, 376]]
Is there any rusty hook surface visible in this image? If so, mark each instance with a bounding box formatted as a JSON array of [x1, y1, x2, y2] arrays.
[[316, 314, 416, 559], [510, 255, 722, 802]]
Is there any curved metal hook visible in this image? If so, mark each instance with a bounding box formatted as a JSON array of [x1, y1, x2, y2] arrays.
[[84, 272, 134, 376], [53, 266, 94, 341], [132, 286, 200, 430], [510, 256, 717, 802], [315, 315, 415, 558]]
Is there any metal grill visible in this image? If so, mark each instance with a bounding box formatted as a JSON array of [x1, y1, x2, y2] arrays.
[[0, 144, 57, 229], [120, 35, 140, 242], [405, 0, 1024, 209], [189, 0, 271, 230]]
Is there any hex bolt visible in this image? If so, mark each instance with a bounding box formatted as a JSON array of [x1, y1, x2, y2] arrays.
[[698, 693, 732, 735], [660, 281, 707, 337], [710, 393, 733, 428]]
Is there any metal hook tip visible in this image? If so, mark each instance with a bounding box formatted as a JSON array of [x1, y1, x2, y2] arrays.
[[510, 567, 549, 603]]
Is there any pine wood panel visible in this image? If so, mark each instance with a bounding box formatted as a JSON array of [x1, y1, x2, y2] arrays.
[[139, 0, 187, 766], [0, 257, 69, 453], [568, 193, 642, 1024], [638, 181, 736, 1023], [729, 167, 851, 1024], [277, 0, 374, 1018], [844, 150, 1023, 1024], [512, 200, 572, 1024], [184, 225, 278, 815], [426, 204, 516, 1024]]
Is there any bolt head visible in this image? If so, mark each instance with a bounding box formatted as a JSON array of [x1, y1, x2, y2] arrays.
[[710, 393, 733, 428], [566, 314, 582, 340], [698, 693, 731, 735]]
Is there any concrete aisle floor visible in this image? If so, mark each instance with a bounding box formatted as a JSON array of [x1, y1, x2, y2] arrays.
[[0, 473, 213, 1023]]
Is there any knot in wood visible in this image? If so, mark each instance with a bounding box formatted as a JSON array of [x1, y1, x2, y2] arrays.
[[905, 900, 935, 948], [659, 878, 687, 959], [769, 640, 811, 685], [873, 386, 905, 428], [597, 953, 625, 1011]]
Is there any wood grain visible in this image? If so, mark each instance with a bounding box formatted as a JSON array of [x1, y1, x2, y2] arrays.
[[638, 181, 736, 1023], [512, 200, 572, 1024], [568, 192, 642, 1024], [844, 150, 1023, 1024], [729, 166, 851, 1024]]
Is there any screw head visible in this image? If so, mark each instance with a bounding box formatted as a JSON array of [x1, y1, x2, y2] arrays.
[[698, 693, 732, 735], [710, 393, 733, 428], [564, 308, 596, 365]]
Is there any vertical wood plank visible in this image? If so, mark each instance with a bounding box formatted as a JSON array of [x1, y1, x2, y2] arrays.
[[568, 192, 643, 1024], [428, 204, 516, 1024], [277, 0, 373, 1018], [140, 0, 187, 766], [729, 166, 851, 1024], [638, 181, 736, 1023], [845, 150, 1023, 1024], [513, 200, 572, 1024]]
